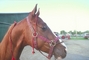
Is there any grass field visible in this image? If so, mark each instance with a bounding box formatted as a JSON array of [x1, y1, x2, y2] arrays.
[[70, 37, 88, 40]]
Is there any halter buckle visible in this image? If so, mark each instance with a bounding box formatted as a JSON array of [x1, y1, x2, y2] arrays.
[[50, 40, 56, 47]]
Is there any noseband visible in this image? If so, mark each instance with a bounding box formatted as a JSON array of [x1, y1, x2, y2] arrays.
[[27, 16, 62, 59]]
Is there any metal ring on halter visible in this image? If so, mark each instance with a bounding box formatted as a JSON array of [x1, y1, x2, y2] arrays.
[[50, 40, 56, 47], [32, 32, 38, 37]]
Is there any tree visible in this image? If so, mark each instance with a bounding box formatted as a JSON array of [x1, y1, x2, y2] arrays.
[[71, 30, 76, 35], [77, 31, 82, 35], [60, 30, 67, 35], [84, 30, 89, 33], [68, 31, 72, 34]]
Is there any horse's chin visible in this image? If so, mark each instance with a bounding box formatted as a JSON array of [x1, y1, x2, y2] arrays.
[[52, 56, 62, 60], [55, 57, 62, 60], [53, 53, 66, 60]]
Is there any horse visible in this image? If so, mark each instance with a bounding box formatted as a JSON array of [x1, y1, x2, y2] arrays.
[[0, 4, 67, 60]]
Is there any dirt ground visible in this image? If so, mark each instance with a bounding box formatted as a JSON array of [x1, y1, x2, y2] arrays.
[[20, 40, 89, 60]]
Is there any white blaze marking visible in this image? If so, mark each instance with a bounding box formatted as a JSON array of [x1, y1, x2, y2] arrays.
[[59, 39, 67, 51]]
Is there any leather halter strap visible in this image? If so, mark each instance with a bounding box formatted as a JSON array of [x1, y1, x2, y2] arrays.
[[26, 16, 61, 59], [9, 22, 17, 60]]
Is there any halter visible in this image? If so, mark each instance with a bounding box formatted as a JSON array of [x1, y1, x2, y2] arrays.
[[26, 15, 62, 59], [9, 22, 17, 60]]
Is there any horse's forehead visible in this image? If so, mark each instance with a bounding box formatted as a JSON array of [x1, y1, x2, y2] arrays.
[[38, 17, 45, 24], [38, 17, 43, 21]]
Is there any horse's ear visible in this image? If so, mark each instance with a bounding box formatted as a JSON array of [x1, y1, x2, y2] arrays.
[[31, 4, 37, 16], [36, 8, 40, 16]]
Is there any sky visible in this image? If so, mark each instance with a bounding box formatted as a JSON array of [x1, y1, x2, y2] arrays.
[[0, 0, 89, 32]]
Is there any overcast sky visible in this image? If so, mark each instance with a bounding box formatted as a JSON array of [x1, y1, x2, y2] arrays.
[[0, 0, 89, 32]]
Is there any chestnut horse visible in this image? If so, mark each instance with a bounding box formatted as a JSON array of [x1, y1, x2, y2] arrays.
[[0, 4, 67, 60]]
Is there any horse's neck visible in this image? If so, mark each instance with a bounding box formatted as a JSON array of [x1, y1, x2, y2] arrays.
[[9, 20, 26, 60], [0, 23, 17, 60], [0, 20, 26, 60]]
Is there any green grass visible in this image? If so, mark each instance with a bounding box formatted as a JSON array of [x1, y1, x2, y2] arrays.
[[70, 37, 88, 40]]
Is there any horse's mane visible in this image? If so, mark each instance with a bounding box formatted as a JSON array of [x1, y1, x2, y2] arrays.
[[1, 23, 16, 43]]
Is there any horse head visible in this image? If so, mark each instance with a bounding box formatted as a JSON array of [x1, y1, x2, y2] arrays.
[[23, 4, 67, 60]]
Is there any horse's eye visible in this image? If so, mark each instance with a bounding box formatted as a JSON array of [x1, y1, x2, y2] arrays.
[[42, 26, 47, 31]]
